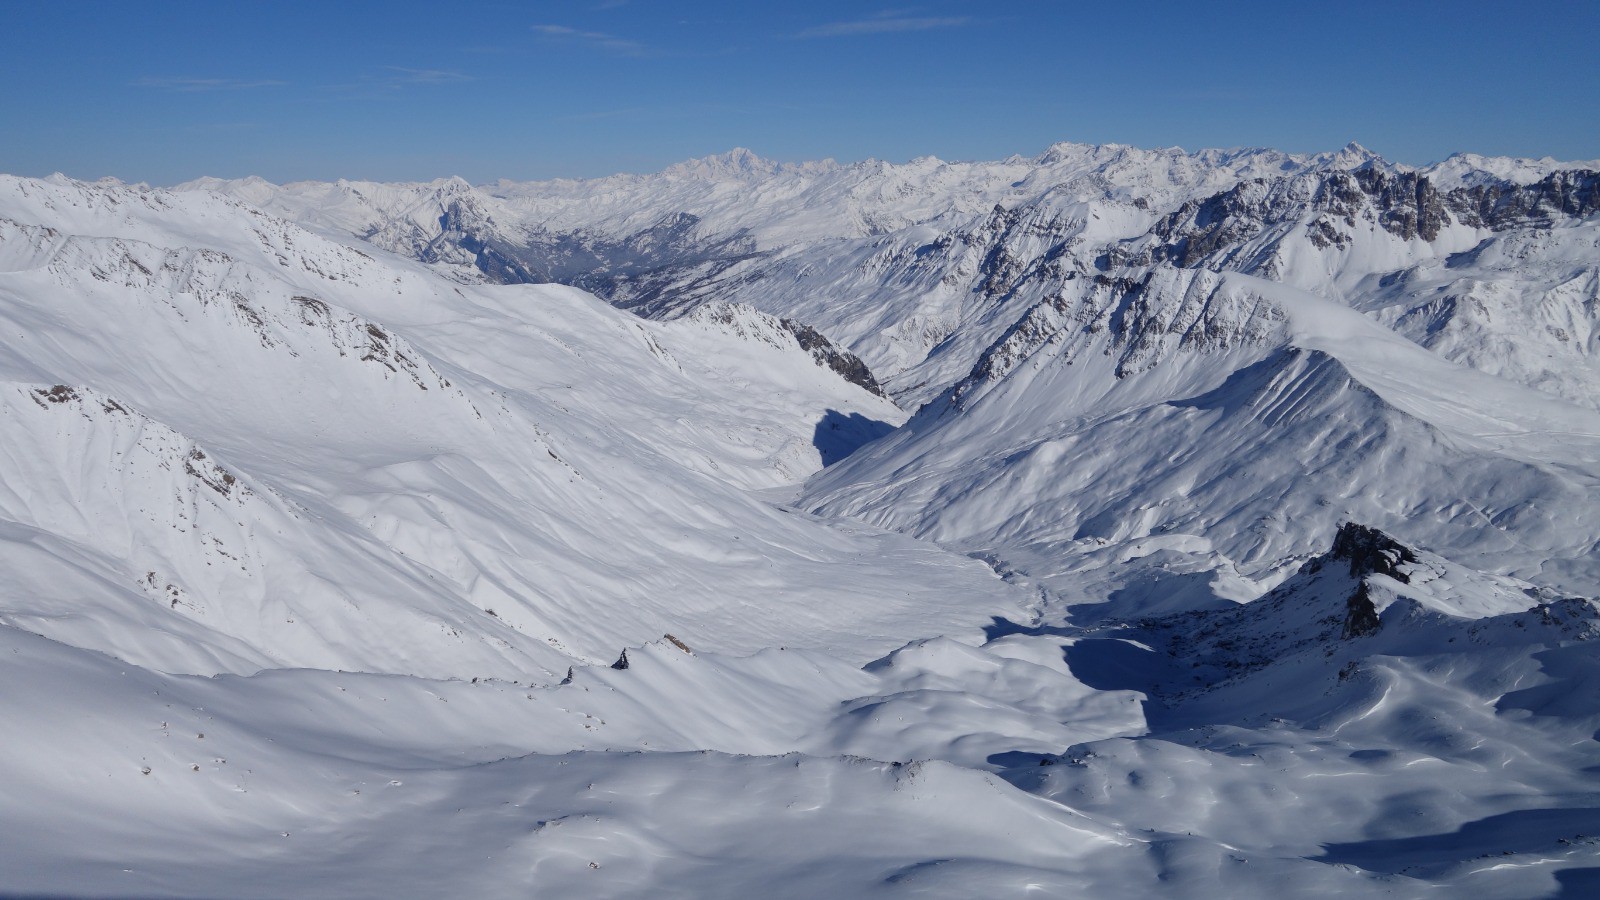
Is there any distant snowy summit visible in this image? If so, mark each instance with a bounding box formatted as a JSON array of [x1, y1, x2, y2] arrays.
[[660, 146, 841, 180]]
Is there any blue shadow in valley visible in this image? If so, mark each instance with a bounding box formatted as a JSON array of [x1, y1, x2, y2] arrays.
[[813, 409, 895, 466], [1317, 807, 1600, 885], [983, 615, 1186, 731]]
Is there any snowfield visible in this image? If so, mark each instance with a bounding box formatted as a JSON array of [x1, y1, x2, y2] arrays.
[[4, 141, 1600, 898]]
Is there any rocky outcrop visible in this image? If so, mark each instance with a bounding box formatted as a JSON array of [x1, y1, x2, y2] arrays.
[[1329, 522, 1418, 583], [1131, 166, 1600, 274], [780, 319, 886, 397], [1448, 169, 1600, 229], [1341, 582, 1382, 639]]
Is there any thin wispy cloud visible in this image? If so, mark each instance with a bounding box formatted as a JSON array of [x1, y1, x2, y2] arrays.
[[533, 24, 647, 56], [182, 121, 264, 132], [384, 67, 472, 85], [134, 77, 286, 92], [555, 106, 652, 123], [315, 67, 474, 96], [797, 15, 970, 38]]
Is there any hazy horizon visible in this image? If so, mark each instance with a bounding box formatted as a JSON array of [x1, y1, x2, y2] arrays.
[[3, 0, 1597, 184]]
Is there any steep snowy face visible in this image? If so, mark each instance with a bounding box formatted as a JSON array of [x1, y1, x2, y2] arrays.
[[803, 269, 1600, 609], [0, 174, 1028, 677], [1098, 165, 1600, 407]]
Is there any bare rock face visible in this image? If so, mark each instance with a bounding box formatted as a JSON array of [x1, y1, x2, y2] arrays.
[[1449, 169, 1600, 229], [1341, 582, 1383, 639], [1135, 166, 1600, 273], [780, 319, 886, 397], [1329, 522, 1418, 584]]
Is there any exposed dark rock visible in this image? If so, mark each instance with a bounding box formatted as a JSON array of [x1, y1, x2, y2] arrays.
[[35, 385, 79, 404], [780, 319, 886, 396], [1353, 168, 1449, 242], [1130, 166, 1600, 276], [610, 649, 630, 670], [184, 447, 241, 497], [1144, 179, 1283, 268], [1330, 523, 1418, 583], [1341, 582, 1382, 639], [1447, 169, 1600, 229], [1138, 167, 1453, 269]]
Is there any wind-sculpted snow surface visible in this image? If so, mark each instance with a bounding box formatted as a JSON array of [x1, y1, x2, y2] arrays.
[[1008, 526, 1600, 897], [7, 149, 1600, 897], [6, 527, 1600, 897]]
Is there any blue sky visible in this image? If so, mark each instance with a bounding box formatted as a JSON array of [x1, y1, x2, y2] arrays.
[[2, 1, 1596, 184]]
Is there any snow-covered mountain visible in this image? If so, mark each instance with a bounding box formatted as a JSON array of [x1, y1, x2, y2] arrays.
[[181, 142, 1600, 410], [803, 266, 1600, 615], [198, 143, 1600, 598], [6, 137, 1600, 897], [0, 174, 1028, 680]]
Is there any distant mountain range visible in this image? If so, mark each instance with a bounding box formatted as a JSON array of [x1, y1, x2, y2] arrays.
[[180, 142, 1600, 604]]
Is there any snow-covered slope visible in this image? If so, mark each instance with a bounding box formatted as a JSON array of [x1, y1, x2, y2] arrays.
[[1012, 525, 1600, 897], [6, 520, 1598, 897], [0, 174, 1027, 679], [804, 267, 1600, 611]]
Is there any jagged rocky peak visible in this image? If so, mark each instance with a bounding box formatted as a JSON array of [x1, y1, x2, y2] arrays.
[[170, 140, 1600, 415], [437, 188, 497, 236], [1133, 158, 1600, 273], [1446, 167, 1600, 229], [1131, 165, 1449, 267], [1329, 522, 1419, 583]]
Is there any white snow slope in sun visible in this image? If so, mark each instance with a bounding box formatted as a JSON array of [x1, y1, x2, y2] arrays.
[[4, 164, 1600, 898], [0, 174, 1032, 680], [803, 267, 1600, 609]]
